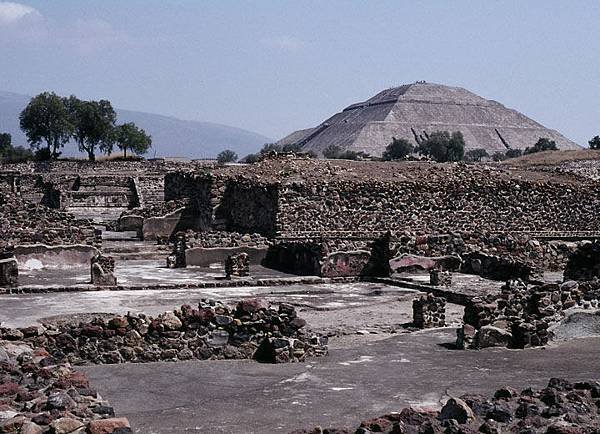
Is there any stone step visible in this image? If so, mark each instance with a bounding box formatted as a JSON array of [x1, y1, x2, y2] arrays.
[[102, 231, 140, 241]]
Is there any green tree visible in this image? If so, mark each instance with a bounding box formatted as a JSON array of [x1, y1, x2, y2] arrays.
[[491, 151, 507, 162], [19, 92, 73, 159], [382, 137, 414, 160], [0, 133, 11, 156], [217, 149, 238, 164], [66, 96, 116, 161], [589, 136, 600, 150], [505, 148, 523, 159], [465, 148, 489, 162], [524, 138, 558, 154], [418, 131, 465, 162], [323, 144, 342, 159], [114, 123, 152, 158]]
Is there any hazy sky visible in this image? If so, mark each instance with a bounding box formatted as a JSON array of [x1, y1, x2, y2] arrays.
[[1, 1, 598, 145]]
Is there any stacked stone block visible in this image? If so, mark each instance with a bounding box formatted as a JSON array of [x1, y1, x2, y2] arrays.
[[90, 254, 117, 286], [225, 252, 250, 278], [429, 269, 452, 286], [412, 293, 446, 328]]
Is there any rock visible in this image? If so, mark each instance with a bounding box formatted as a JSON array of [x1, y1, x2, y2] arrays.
[[46, 391, 76, 411], [439, 397, 475, 424], [20, 422, 43, 434], [161, 312, 182, 331], [88, 418, 131, 434], [50, 417, 85, 434], [476, 326, 512, 348]]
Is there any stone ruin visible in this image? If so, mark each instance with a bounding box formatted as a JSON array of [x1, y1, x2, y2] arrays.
[[90, 254, 117, 286], [166, 231, 187, 268], [457, 278, 600, 350], [225, 252, 250, 278], [0, 248, 18, 287], [0, 299, 327, 364], [429, 268, 452, 286], [564, 241, 600, 281], [412, 293, 446, 329]]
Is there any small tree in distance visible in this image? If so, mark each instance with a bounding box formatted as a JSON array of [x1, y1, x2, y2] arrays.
[[382, 137, 413, 160], [465, 148, 489, 162], [589, 136, 600, 150], [524, 138, 558, 155], [217, 149, 238, 164], [505, 148, 523, 159], [114, 123, 152, 158], [417, 130, 465, 162]]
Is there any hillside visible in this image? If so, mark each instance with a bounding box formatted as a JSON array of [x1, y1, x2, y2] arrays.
[[0, 91, 271, 159]]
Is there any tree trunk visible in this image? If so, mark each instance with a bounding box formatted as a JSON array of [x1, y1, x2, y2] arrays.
[[88, 150, 95, 161], [123, 147, 127, 159]]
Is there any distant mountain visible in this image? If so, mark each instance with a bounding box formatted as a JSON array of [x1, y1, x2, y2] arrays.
[[0, 91, 271, 159]]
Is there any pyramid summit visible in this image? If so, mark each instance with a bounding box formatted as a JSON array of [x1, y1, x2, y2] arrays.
[[278, 82, 579, 156]]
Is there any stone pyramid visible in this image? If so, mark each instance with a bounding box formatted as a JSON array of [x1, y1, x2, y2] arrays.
[[277, 82, 579, 156]]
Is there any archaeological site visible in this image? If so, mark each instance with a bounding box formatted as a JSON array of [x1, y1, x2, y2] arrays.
[[1, 142, 600, 433], [2, 1, 600, 430]]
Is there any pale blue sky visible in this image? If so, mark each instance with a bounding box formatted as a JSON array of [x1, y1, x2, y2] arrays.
[[1, 1, 598, 145]]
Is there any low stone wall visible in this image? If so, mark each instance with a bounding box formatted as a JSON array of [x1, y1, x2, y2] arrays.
[[461, 251, 541, 282], [14, 244, 99, 270], [142, 206, 187, 241], [458, 279, 600, 349], [1, 299, 327, 364], [293, 378, 600, 434], [186, 246, 268, 267], [0, 340, 131, 434]]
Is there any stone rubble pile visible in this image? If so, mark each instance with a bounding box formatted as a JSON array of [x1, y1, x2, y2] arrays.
[[0, 340, 131, 434], [0, 193, 95, 252], [457, 279, 600, 349], [291, 378, 600, 434], [0, 300, 327, 365], [412, 293, 446, 329]]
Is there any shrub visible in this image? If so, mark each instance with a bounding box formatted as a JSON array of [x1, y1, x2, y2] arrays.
[[382, 137, 414, 160], [524, 138, 558, 154]]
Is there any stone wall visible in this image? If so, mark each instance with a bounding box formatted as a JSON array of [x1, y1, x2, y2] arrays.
[[0, 193, 96, 251], [458, 279, 600, 349], [2, 299, 327, 365], [275, 171, 599, 237]]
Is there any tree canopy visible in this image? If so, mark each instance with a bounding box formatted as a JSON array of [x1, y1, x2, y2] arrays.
[[382, 137, 414, 160], [66, 96, 116, 161], [417, 131, 465, 162], [19, 92, 73, 160], [217, 149, 238, 164], [465, 148, 489, 162], [114, 123, 152, 158], [524, 138, 558, 154], [589, 136, 600, 150]]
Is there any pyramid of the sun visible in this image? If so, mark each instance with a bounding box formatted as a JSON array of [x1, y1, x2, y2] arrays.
[[277, 82, 579, 156]]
